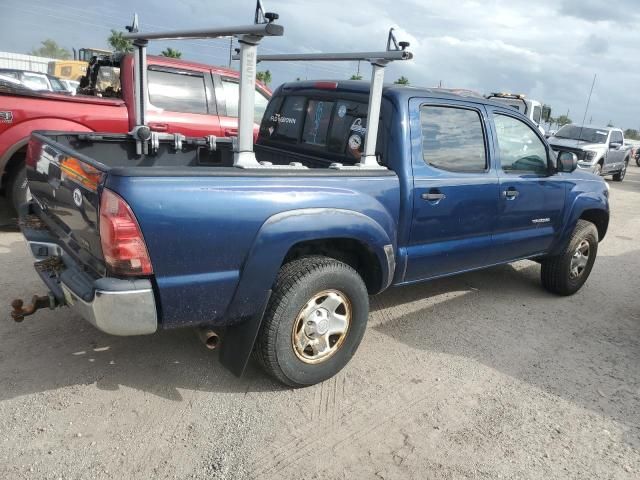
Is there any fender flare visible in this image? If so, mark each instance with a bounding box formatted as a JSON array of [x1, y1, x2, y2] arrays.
[[550, 192, 609, 256], [0, 119, 92, 177], [219, 208, 395, 376]]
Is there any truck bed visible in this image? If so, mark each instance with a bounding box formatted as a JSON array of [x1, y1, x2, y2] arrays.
[[26, 131, 400, 329]]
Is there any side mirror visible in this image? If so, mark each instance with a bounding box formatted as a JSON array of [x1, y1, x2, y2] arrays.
[[542, 105, 551, 122], [609, 142, 622, 150], [557, 151, 578, 173]]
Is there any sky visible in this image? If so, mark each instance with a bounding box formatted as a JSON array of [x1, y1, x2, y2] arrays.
[[1, 0, 639, 130]]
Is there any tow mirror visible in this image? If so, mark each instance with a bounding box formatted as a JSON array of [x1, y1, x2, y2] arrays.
[[557, 151, 578, 173], [542, 105, 551, 122], [609, 142, 622, 150]]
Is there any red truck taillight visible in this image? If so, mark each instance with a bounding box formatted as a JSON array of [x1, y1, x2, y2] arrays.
[[25, 139, 42, 169], [99, 189, 153, 276]]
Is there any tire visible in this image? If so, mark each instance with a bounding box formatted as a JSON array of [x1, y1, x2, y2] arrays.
[[540, 220, 598, 296], [636, 156, 640, 167], [6, 165, 29, 216], [593, 163, 602, 176], [254, 256, 369, 387], [612, 160, 628, 182]]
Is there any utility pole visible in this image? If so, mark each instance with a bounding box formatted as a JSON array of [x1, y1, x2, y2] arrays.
[[228, 37, 233, 67]]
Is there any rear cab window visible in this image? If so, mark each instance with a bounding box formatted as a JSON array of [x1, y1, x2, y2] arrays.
[[258, 94, 370, 163]]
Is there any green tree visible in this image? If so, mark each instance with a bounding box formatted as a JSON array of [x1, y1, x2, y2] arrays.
[[606, 121, 615, 127], [556, 114, 572, 127], [160, 47, 182, 58], [350, 74, 363, 80], [108, 30, 133, 53], [29, 39, 70, 59], [624, 129, 640, 140], [394, 76, 409, 85], [256, 70, 272, 85]]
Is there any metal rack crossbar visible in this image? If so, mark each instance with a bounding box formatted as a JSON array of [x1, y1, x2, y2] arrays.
[[234, 29, 413, 169]]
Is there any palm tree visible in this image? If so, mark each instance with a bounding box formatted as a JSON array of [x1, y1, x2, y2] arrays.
[[108, 30, 134, 53], [161, 47, 182, 58], [256, 70, 272, 85], [350, 74, 363, 80], [394, 76, 410, 85]]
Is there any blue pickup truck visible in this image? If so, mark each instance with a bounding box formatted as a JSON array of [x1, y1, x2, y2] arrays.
[[14, 81, 609, 387]]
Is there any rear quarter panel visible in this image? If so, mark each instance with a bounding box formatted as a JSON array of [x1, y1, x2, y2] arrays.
[[105, 173, 400, 329]]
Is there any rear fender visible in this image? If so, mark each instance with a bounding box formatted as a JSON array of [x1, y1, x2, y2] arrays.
[[0, 119, 92, 176], [219, 208, 394, 376]]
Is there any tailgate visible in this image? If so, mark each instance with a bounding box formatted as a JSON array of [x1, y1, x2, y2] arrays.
[[26, 132, 107, 275]]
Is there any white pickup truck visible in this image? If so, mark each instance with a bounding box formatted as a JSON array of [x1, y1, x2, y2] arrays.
[[548, 125, 632, 181], [486, 93, 549, 135]]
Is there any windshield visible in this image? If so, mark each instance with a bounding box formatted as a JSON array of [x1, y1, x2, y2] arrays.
[[554, 125, 608, 144], [22, 73, 50, 90], [48, 76, 66, 92]]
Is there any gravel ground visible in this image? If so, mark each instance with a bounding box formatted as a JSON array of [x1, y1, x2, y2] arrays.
[[0, 170, 639, 479]]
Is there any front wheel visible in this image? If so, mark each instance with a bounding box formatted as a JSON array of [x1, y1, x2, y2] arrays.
[[540, 220, 598, 296], [254, 256, 369, 387], [612, 160, 628, 182]]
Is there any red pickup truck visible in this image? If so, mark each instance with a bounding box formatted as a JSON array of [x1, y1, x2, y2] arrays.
[[0, 54, 271, 212]]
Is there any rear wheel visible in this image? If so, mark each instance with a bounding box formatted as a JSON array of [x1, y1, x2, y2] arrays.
[[6, 164, 28, 216], [612, 160, 628, 182], [254, 256, 369, 387], [540, 220, 598, 296]]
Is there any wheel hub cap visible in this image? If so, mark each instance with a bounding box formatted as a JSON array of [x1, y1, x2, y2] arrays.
[[292, 290, 351, 364], [570, 240, 590, 279]]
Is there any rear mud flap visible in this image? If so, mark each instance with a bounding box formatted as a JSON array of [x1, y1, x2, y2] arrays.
[[219, 290, 271, 377]]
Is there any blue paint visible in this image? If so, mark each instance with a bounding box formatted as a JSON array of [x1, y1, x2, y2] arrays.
[[100, 83, 609, 329]]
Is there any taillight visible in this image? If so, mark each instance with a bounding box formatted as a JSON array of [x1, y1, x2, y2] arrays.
[[25, 139, 42, 169], [313, 81, 338, 89], [99, 189, 153, 276]]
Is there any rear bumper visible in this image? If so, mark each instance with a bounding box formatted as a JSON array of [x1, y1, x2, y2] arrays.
[[25, 237, 158, 336]]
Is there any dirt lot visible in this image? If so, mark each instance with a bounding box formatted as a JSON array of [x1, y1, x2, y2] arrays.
[[0, 170, 639, 480]]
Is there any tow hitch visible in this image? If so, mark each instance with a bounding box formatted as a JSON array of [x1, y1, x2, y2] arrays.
[[10, 293, 59, 322]]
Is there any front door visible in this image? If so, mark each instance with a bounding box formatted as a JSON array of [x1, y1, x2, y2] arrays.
[[604, 130, 625, 174], [404, 99, 500, 282], [488, 109, 565, 262]]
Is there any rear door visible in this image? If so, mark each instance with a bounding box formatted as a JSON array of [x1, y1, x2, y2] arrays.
[[214, 74, 270, 137], [145, 65, 222, 136], [404, 98, 500, 282], [488, 109, 565, 262]]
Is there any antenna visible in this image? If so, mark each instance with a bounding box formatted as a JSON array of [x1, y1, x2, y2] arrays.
[[578, 73, 597, 142]]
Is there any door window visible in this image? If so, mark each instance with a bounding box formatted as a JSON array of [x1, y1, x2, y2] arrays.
[[420, 106, 487, 172], [611, 130, 623, 144], [220, 78, 270, 123], [147, 69, 208, 114], [494, 114, 548, 174]]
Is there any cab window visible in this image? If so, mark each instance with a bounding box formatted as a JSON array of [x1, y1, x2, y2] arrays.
[[148, 68, 208, 114], [220, 78, 270, 123], [420, 105, 487, 172], [494, 114, 548, 174]]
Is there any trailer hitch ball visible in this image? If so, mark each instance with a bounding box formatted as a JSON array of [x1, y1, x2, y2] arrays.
[[10, 293, 57, 322]]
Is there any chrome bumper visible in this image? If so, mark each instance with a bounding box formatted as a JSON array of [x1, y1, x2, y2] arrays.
[[27, 240, 158, 336]]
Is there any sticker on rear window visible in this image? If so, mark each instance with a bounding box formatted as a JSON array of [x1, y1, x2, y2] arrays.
[[338, 104, 347, 118], [0, 111, 13, 123], [350, 118, 367, 135]]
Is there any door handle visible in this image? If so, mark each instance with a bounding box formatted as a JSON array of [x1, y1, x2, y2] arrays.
[[149, 122, 168, 132], [503, 188, 519, 199], [421, 191, 446, 202], [224, 128, 238, 136]]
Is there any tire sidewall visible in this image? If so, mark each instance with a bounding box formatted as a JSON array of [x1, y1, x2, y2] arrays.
[[561, 225, 598, 293], [272, 266, 369, 386], [9, 166, 28, 214]]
